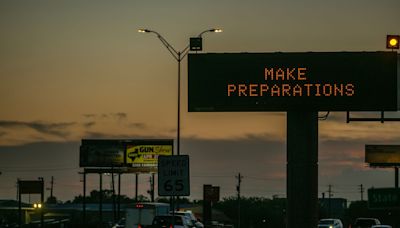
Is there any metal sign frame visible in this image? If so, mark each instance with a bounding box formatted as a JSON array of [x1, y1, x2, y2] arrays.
[[158, 155, 190, 196], [188, 52, 397, 112]]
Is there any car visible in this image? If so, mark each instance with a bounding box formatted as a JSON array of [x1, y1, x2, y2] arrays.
[[371, 226, 392, 228], [151, 215, 195, 228], [112, 218, 125, 228], [352, 218, 381, 228], [172, 211, 203, 228], [318, 218, 343, 228]]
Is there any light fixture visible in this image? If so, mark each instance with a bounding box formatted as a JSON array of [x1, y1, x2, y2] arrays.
[[138, 29, 151, 33], [386, 35, 399, 49]]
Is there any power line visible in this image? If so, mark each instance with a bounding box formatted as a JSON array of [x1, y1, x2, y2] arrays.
[[359, 184, 364, 201]]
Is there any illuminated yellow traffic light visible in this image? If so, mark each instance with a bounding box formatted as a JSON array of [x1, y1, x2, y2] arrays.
[[387, 35, 400, 49]]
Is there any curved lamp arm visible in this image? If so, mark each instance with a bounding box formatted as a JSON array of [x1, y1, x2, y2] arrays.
[[139, 28, 222, 61], [181, 28, 223, 58]]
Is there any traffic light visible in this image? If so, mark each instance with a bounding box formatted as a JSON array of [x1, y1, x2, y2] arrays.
[[386, 35, 399, 49]]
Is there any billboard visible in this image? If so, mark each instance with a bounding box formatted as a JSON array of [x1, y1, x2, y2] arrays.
[[365, 145, 400, 166], [80, 139, 173, 168], [19, 180, 43, 194], [188, 52, 398, 112], [125, 140, 173, 167], [80, 139, 125, 167]]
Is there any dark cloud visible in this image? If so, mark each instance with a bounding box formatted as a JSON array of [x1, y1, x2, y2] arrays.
[[0, 120, 75, 137], [83, 121, 96, 128], [111, 112, 127, 121], [243, 132, 283, 142], [83, 114, 96, 118], [129, 122, 146, 129], [83, 131, 145, 139], [83, 113, 128, 121], [83, 131, 111, 139]]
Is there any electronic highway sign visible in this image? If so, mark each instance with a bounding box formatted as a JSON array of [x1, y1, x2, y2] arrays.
[[188, 52, 398, 111]]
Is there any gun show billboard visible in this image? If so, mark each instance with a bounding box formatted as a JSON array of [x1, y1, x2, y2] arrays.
[[366, 144, 400, 167], [125, 140, 173, 167], [80, 139, 173, 168], [188, 52, 398, 112]]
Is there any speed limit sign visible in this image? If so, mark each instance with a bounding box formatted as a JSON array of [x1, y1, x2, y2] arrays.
[[158, 155, 190, 196]]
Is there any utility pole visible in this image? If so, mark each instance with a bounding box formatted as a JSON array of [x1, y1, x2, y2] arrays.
[[50, 176, 54, 198], [328, 185, 333, 217], [148, 174, 155, 202], [236, 173, 243, 228], [359, 184, 364, 201]]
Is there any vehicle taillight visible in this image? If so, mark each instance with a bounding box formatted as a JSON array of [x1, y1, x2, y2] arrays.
[[138, 224, 142, 228], [170, 225, 173, 228]]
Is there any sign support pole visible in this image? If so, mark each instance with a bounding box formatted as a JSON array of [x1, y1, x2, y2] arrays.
[[83, 172, 86, 226], [118, 173, 121, 220], [99, 173, 103, 227], [135, 173, 138, 202], [40, 178, 44, 228], [287, 111, 318, 227], [18, 180, 21, 228], [395, 167, 399, 188]]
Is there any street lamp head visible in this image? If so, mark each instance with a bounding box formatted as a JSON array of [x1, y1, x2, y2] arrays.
[[210, 28, 223, 33], [138, 28, 152, 33]]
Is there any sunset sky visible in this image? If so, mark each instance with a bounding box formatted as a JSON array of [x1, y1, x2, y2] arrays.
[[0, 0, 400, 203]]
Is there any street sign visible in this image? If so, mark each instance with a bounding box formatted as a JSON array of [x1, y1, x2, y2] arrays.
[[188, 52, 398, 112], [19, 180, 43, 194], [365, 145, 400, 167], [158, 155, 190, 196], [368, 188, 400, 209], [204, 185, 220, 203]]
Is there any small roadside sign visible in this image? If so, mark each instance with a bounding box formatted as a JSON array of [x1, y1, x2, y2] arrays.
[[368, 188, 400, 209], [158, 155, 190, 196], [204, 185, 220, 203]]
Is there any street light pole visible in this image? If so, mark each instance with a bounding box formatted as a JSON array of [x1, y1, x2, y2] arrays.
[[138, 28, 222, 155]]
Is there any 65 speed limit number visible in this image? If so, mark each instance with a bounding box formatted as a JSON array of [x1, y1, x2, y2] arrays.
[[158, 155, 190, 196]]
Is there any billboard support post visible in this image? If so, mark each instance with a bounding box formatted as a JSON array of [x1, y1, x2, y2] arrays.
[[396, 167, 399, 188], [18, 180, 21, 228], [39, 177, 44, 228], [118, 173, 121, 220], [287, 111, 318, 227], [112, 168, 116, 224], [135, 173, 139, 202], [83, 172, 86, 226], [99, 173, 103, 227]]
